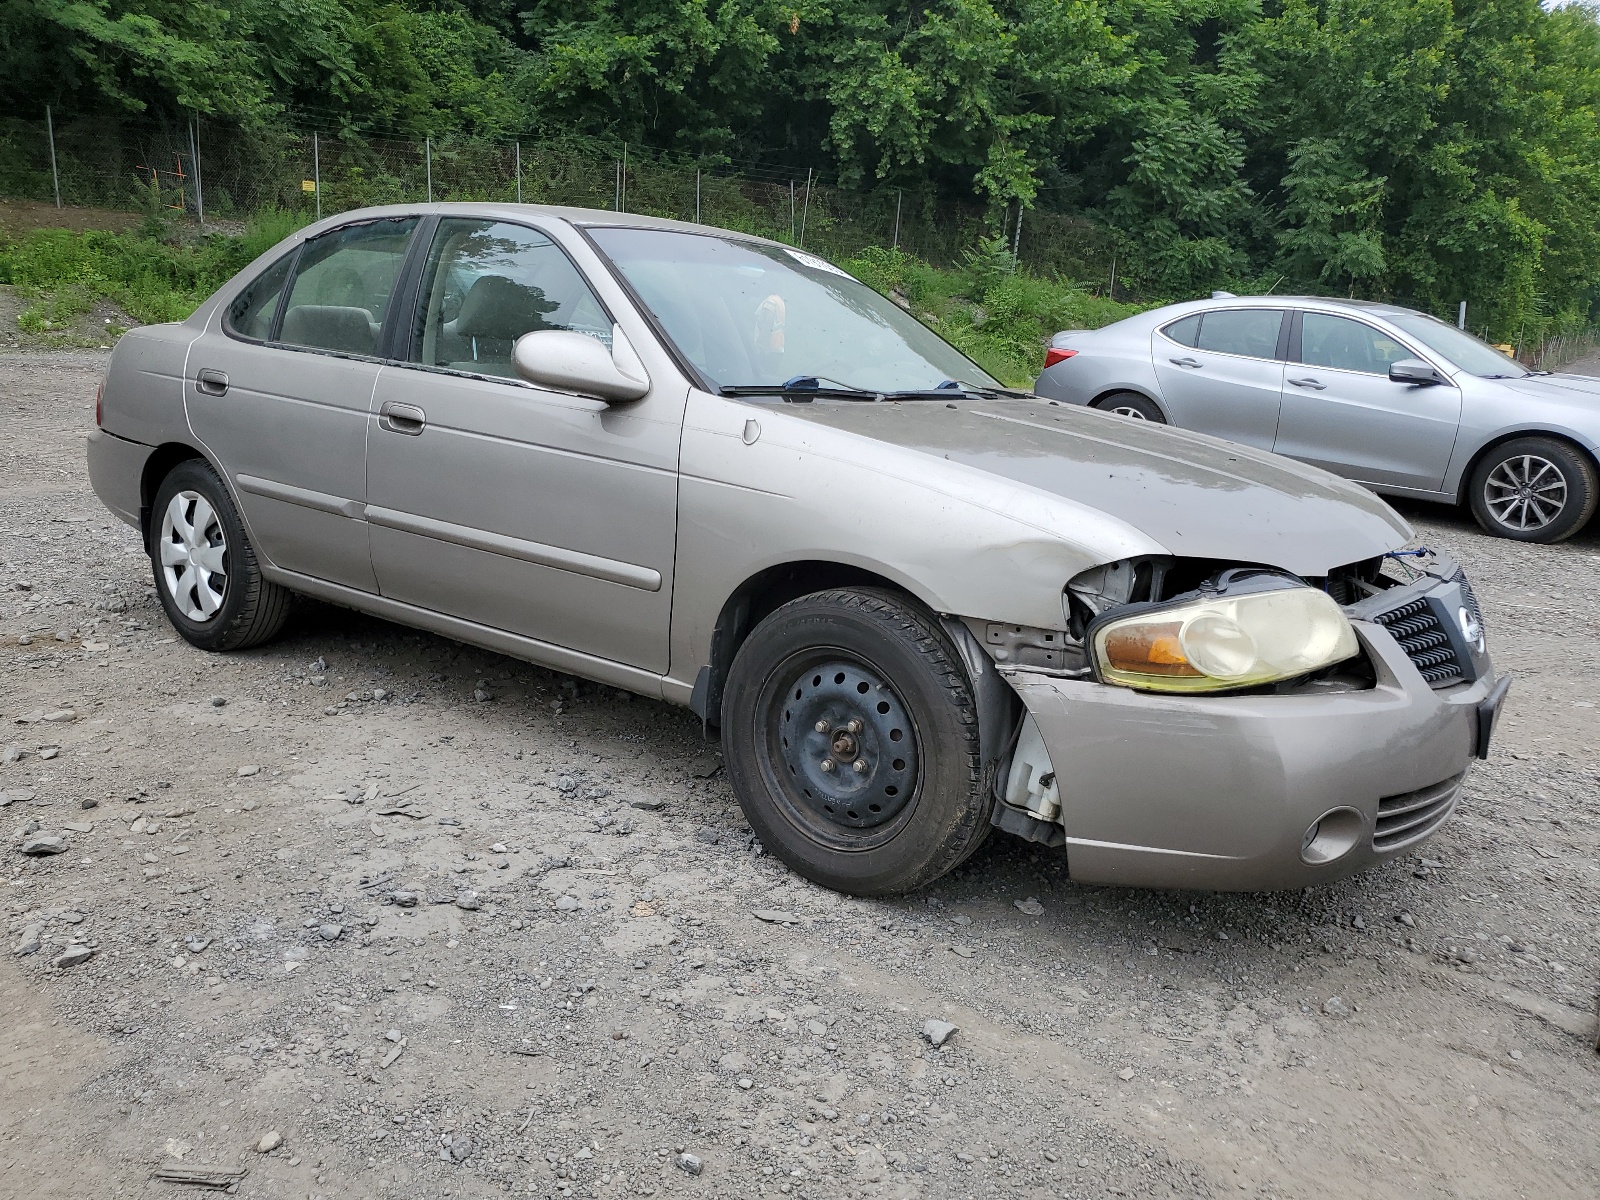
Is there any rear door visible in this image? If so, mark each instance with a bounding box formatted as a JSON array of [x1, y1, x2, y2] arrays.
[[187, 216, 419, 592], [1150, 307, 1287, 449], [1273, 310, 1462, 490], [366, 216, 683, 673]]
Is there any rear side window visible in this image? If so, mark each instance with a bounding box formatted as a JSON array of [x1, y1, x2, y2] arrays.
[[410, 219, 611, 378], [226, 253, 292, 340], [279, 218, 418, 356], [1162, 315, 1201, 347], [1195, 309, 1283, 359]]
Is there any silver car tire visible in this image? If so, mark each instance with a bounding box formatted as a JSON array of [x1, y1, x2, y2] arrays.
[[1467, 436, 1598, 544], [149, 459, 293, 651], [1094, 392, 1166, 423], [721, 588, 990, 896]]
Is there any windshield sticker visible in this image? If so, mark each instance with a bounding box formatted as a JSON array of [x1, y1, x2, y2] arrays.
[[784, 247, 855, 280]]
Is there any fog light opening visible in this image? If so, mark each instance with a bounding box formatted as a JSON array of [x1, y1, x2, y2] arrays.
[[1300, 807, 1363, 866]]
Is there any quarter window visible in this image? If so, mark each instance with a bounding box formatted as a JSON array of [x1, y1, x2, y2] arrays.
[[1194, 309, 1284, 359], [1300, 313, 1412, 374], [226, 253, 292, 340], [278, 218, 419, 356], [1162, 315, 1201, 347], [411, 219, 611, 378]]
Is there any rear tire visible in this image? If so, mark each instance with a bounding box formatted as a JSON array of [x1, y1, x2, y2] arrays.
[[149, 459, 292, 651], [721, 588, 989, 896], [1467, 436, 1598, 543], [1094, 392, 1166, 422]]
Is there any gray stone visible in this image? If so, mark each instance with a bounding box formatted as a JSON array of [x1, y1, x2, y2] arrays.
[[20, 834, 65, 856], [390, 891, 419, 908], [53, 945, 94, 968], [237, 765, 260, 777], [448, 1135, 474, 1163], [554, 895, 580, 912], [209, 696, 228, 707], [454, 892, 481, 912], [2, 745, 26, 766], [1322, 996, 1351, 1019], [688, 755, 722, 778], [255, 1131, 283, 1154], [676, 1152, 703, 1176], [628, 796, 666, 811], [1013, 897, 1045, 917], [13, 922, 44, 956], [556, 776, 577, 794], [922, 1019, 958, 1047], [753, 909, 800, 925], [318, 924, 343, 941]]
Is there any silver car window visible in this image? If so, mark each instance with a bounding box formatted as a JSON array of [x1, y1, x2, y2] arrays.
[[1385, 313, 1525, 378], [589, 227, 998, 391], [1162, 314, 1201, 347], [411, 219, 613, 378], [278, 217, 418, 357], [225, 252, 293, 341], [1194, 309, 1283, 359], [1300, 312, 1411, 375]]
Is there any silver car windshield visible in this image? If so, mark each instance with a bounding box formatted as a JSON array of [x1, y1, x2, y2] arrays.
[[1385, 313, 1529, 379], [588, 227, 999, 392]]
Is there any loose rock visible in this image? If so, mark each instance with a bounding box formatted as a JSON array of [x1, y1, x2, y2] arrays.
[[922, 1019, 958, 1047]]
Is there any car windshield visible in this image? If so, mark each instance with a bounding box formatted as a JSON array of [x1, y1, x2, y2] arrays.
[[587, 227, 1000, 393], [1385, 312, 1529, 378]]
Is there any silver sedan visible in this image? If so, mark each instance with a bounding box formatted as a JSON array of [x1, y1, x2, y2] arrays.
[[1035, 296, 1600, 543]]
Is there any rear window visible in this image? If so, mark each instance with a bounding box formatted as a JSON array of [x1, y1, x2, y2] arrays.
[[1162, 315, 1201, 347], [1195, 309, 1283, 359]]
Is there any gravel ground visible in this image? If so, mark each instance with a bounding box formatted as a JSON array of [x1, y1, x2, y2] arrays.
[[1, 351, 1597, 1200]]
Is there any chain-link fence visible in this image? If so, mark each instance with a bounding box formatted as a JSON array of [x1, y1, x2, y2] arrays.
[[0, 113, 1120, 287]]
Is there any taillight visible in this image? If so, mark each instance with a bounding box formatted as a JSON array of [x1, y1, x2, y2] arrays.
[[95, 380, 104, 428], [1043, 347, 1078, 368]]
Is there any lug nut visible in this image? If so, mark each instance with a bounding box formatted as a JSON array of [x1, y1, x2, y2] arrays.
[[820, 758, 835, 772], [845, 719, 862, 734], [814, 720, 830, 733], [851, 758, 868, 774]]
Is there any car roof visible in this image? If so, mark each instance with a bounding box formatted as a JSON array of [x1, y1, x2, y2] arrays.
[[1167, 295, 1434, 322], [296, 202, 788, 249]]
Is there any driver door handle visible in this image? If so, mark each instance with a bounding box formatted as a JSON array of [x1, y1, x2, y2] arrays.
[[195, 368, 229, 396], [1287, 377, 1326, 390], [378, 401, 427, 435], [1169, 357, 1201, 369]]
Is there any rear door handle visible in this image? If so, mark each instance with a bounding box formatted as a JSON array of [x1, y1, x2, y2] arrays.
[[195, 369, 229, 396], [378, 401, 427, 435], [1169, 357, 1201, 369], [1287, 377, 1326, 390]]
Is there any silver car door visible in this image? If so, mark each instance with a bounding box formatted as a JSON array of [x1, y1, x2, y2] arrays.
[[1148, 307, 1287, 449], [186, 216, 419, 593], [366, 217, 682, 673], [1274, 311, 1462, 490]]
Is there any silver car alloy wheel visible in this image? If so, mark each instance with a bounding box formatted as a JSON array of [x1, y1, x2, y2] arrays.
[[1108, 404, 1149, 419], [158, 490, 228, 621], [1483, 454, 1567, 531]]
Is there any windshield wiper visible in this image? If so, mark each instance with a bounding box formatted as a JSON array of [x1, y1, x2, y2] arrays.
[[881, 381, 1033, 401], [721, 374, 881, 402]]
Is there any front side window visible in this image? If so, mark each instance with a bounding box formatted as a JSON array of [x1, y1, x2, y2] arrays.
[[411, 219, 612, 378], [587, 227, 999, 392], [226, 253, 293, 340], [278, 217, 418, 356], [1194, 309, 1283, 359], [1300, 312, 1412, 375]]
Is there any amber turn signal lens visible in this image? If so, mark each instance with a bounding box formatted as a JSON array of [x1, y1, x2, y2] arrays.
[[1101, 621, 1201, 677]]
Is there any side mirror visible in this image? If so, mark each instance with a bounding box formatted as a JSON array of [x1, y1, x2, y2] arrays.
[[1389, 358, 1447, 387], [512, 325, 650, 402]]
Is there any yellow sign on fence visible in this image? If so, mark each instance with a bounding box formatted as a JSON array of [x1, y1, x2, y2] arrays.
[[301, 180, 316, 193]]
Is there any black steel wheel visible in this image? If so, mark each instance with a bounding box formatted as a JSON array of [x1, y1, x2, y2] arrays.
[[721, 588, 989, 896], [1093, 391, 1166, 422], [1468, 436, 1597, 543]]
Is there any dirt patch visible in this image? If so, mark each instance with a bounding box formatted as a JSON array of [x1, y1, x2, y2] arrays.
[[0, 199, 144, 238], [0, 283, 138, 352]]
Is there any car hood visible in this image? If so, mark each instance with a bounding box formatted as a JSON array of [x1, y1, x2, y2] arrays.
[[1493, 371, 1600, 412], [782, 398, 1411, 576]]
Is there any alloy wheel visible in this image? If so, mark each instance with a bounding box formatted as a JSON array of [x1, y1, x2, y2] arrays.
[[158, 490, 229, 621], [1483, 455, 1567, 531], [1108, 405, 1149, 419]]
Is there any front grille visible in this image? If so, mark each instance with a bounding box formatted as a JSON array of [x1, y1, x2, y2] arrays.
[[1372, 596, 1464, 686], [1375, 774, 1463, 851], [1456, 570, 1484, 630]]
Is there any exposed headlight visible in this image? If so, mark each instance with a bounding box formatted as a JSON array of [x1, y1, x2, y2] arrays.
[[1090, 585, 1359, 693]]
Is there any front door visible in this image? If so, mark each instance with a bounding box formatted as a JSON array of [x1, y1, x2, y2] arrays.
[[186, 216, 420, 592], [366, 217, 682, 673], [1273, 311, 1463, 491], [1150, 307, 1287, 450]]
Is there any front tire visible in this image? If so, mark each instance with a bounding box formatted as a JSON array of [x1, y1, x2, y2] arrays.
[[1094, 392, 1166, 422], [721, 588, 989, 896], [1467, 437, 1598, 543], [149, 459, 292, 650]]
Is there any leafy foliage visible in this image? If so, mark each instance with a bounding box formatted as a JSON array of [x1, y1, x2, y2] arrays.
[[3, 1, 1599, 341]]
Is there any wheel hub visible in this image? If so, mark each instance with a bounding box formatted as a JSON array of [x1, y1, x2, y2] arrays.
[[778, 659, 918, 830]]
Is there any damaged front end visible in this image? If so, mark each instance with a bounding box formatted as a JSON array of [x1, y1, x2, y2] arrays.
[[953, 549, 1506, 881]]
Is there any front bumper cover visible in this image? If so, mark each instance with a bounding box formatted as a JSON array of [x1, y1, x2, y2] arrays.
[[1007, 618, 1502, 892]]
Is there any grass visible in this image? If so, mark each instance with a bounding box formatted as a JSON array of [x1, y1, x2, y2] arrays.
[[0, 216, 1146, 379]]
